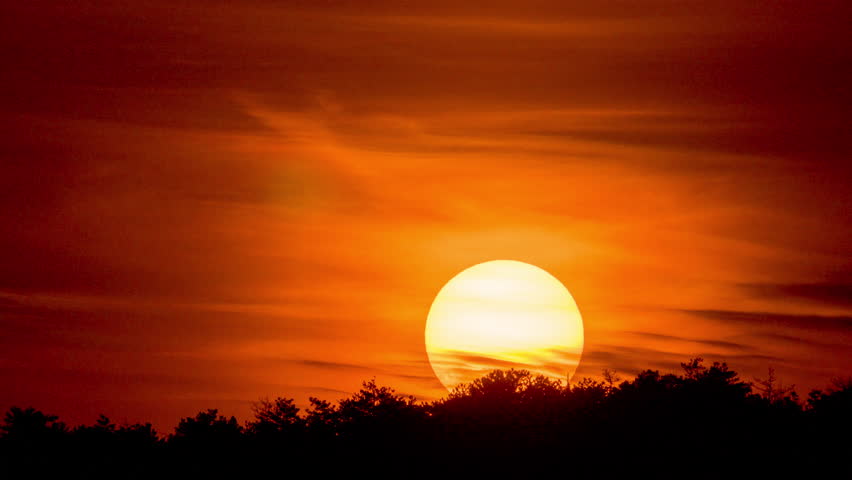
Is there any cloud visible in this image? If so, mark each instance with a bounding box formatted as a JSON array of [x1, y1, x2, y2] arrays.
[[740, 283, 852, 310], [575, 344, 687, 377], [426, 349, 581, 389], [298, 360, 372, 372], [681, 309, 852, 333], [626, 331, 751, 352], [748, 332, 850, 351], [291, 358, 443, 391], [303, 386, 351, 397]]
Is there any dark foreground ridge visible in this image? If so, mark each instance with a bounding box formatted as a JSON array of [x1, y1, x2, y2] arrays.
[[2, 358, 850, 478]]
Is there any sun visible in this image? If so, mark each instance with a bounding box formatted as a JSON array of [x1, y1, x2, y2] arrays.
[[425, 260, 584, 391]]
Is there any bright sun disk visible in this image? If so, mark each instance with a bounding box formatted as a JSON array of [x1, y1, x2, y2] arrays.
[[425, 260, 584, 391]]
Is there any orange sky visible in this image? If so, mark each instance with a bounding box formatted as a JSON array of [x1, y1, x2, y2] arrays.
[[1, 1, 850, 429]]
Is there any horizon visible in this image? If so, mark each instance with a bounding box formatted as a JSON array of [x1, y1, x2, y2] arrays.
[[3, 357, 841, 434]]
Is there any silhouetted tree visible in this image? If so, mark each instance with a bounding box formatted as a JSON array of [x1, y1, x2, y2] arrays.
[[681, 356, 706, 379], [73, 414, 115, 441], [755, 367, 797, 404], [170, 409, 242, 447], [0, 406, 68, 457], [303, 396, 337, 441], [335, 379, 425, 445], [2, 358, 850, 477], [245, 396, 305, 464], [167, 409, 243, 474], [63, 415, 162, 477], [1, 406, 67, 443], [602, 368, 621, 392], [808, 378, 852, 428], [115, 422, 160, 449], [0, 407, 69, 475], [247, 397, 303, 438]]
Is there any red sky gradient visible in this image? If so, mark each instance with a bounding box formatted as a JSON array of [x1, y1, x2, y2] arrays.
[[1, 1, 850, 430]]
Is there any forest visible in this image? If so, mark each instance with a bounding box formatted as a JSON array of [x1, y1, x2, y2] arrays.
[[2, 358, 850, 478]]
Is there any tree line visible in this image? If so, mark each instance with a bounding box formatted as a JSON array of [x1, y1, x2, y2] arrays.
[[1, 358, 850, 478]]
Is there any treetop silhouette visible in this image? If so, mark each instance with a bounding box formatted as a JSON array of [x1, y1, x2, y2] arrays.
[[1, 358, 850, 477]]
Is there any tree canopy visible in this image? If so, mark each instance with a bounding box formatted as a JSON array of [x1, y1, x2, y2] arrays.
[[1, 358, 849, 478]]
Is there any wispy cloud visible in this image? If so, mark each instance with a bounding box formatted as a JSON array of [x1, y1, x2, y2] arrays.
[[740, 283, 852, 311], [681, 309, 852, 333]]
